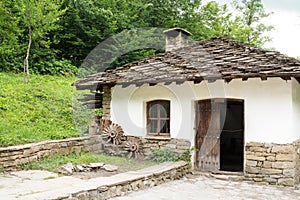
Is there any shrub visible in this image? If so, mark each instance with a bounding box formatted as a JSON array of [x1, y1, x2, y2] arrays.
[[149, 148, 179, 163], [149, 147, 194, 163]]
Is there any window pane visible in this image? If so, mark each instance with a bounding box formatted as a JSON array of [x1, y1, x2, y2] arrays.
[[149, 119, 158, 133], [149, 104, 158, 118], [160, 102, 170, 118], [160, 120, 170, 133]]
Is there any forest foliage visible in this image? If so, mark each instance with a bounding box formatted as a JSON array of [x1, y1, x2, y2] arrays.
[[0, 0, 273, 75]]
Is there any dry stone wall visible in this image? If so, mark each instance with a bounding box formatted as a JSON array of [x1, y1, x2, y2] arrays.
[[0, 134, 190, 171], [0, 136, 103, 170], [141, 137, 191, 158], [296, 140, 300, 185], [102, 136, 191, 159], [245, 142, 298, 187], [54, 161, 190, 200]]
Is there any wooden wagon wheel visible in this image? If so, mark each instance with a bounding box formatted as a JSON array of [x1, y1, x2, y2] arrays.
[[124, 138, 143, 159], [102, 123, 124, 145]]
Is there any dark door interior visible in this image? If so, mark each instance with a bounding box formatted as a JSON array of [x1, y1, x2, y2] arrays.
[[220, 101, 244, 172]]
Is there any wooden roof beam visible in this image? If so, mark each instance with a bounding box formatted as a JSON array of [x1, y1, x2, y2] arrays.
[[207, 79, 217, 83], [121, 83, 131, 88], [149, 83, 157, 86], [280, 76, 291, 81], [224, 78, 232, 83], [175, 80, 185, 85], [193, 80, 202, 84], [164, 82, 173, 85], [260, 76, 267, 81]]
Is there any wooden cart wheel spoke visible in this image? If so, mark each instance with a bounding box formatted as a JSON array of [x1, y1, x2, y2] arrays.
[[124, 138, 143, 159], [102, 123, 124, 145]]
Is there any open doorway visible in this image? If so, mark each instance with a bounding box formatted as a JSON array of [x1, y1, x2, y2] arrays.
[[195, 99, 244, 172], [220, 101, 244, 172]]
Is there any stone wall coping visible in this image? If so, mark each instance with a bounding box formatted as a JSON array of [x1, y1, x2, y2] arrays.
[[0, 136, 92, 152], [22, 161, 189, 199]]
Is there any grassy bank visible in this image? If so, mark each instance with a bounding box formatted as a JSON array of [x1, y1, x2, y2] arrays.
[[0, 72, 79, 146], [21, 152, 155, 173]]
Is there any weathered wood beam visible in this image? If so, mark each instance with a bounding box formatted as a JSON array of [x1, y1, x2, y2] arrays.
[[164, 82, 173, 85], [149, 83, 157, 86], [135, 82, 144, 87], [82, 101, 102, 109], [121, 83, 131, 88], [175, 80, 185, 85], [78, 94, 102, 102], [193, 80, 202, 84], [280, 76, 291, 81], [207, 79, 217, 83], [224, 78, 232, 83], [260, 76, 267, 81]]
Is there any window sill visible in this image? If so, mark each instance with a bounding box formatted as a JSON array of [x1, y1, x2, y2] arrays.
[[145, 136, 171, 140]]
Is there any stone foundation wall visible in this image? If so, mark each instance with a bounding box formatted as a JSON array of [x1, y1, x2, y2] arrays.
[[295, 140, 300, 185], [54, 161, 190, 200], [141, 137, 191, 158], [245, 142, 297, 187], [102, 136, 191, 159], [0, 136, 103, 170]]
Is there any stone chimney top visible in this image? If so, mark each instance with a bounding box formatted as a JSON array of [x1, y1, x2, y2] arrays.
[[163, 28, 192, 52]]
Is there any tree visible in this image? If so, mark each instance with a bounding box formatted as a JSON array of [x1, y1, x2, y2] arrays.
[[232, 0, 273, 47], [20, 0, 66, 82], [182, 1, 233, 41], [0, 1, 22, 72]]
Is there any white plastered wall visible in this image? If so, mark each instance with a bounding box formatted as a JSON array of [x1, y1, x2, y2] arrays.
[[292, 78, 300, 141], [111, 77, 297, 145]]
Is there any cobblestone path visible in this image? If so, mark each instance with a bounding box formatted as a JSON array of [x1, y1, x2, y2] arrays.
[[112, 174, 300, 200]]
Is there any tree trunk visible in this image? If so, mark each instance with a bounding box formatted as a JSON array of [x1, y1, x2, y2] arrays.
[[24, 24, 32, 84]]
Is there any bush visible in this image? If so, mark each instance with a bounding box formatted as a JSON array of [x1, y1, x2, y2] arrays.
[[149, 148, 180, 163], [149, 147, 194, 163]]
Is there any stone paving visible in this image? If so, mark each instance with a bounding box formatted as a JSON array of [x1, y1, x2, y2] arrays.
[[1, 169, 300, 200], [112, 174, 300, 200]]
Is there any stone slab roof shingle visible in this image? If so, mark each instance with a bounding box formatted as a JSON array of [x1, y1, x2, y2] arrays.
[[74, 37, 300, 90]]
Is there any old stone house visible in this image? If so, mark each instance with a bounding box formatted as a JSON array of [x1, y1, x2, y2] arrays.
[[74, 28, 300, 187]]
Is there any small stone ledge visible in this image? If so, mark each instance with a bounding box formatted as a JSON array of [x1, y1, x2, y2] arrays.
[[38, 161, 190, 200]]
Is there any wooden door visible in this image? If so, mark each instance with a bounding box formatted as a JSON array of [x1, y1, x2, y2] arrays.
[[195, 99, 223, 172]]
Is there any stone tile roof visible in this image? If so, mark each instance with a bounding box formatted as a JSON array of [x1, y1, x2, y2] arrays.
[[74, 37, 300, 90]]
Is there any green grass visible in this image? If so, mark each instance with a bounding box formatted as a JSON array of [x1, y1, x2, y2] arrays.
[[0, 72, 80, 146], [21, 152, 156, 173]]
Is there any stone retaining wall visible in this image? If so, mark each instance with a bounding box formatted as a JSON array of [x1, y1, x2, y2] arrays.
[[245, 142, 298, 187], [54, 161, 190, 200], [0, 135, 190, 171], [0, 136, 103, 170]]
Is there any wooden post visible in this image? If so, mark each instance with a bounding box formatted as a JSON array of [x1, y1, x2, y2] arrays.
[[102, 86, 111, 120]]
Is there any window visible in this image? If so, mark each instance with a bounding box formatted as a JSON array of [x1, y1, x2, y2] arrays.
[[147, 100, 170, 136]]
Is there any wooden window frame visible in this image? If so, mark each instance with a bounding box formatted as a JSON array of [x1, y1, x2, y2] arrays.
[[147, 100, 170, 137]]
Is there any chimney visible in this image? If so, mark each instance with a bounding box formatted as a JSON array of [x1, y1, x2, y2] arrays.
[[163, 28, 192, 52]]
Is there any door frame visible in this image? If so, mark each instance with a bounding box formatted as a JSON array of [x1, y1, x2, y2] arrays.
[[194, 98, 245, 172]]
